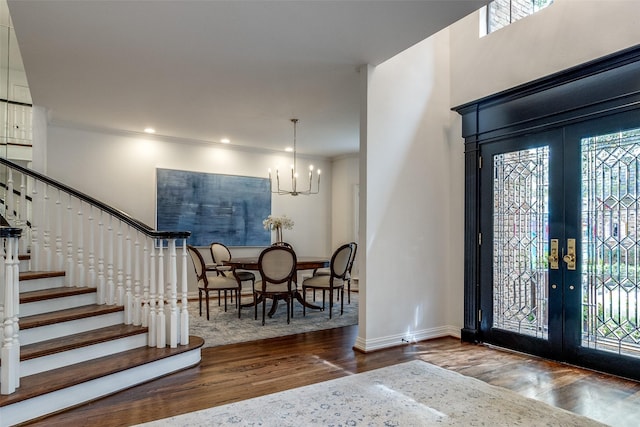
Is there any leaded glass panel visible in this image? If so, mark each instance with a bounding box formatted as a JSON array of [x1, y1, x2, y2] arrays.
[[582, 128, 640, 358], [493, 147, 549, 339]]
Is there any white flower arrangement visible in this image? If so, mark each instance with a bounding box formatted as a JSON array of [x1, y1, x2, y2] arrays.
[[263, 214, 295, 230]]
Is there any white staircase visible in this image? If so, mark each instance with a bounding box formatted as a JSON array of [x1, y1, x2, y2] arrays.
[[0, 263, 202, 427]]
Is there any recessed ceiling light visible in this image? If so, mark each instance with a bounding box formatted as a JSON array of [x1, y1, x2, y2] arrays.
[[220, 138, 230, 144], [285, 147, 293, 152], [144, 127, 156, 134]]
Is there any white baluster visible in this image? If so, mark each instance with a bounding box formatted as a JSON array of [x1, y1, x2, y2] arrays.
[[124, 230, 133, 323], [106, 217, 115, 305], [168, 239, 178, 348], [116, 222, 124, 305], [156, 240, 166, 348], [142, 239, 150, 328], [180, 239, 189, 345], [76, 203, 85, 287], [43, 185, 52, 270], [97, 211, 105, 304], [19, 173, 27, 254], [6, 169, 14, 222], [66, 194, 74, 286], [133, 234, 142, 326], [87, 206, 96, 288], [55, 190, 64, 270], [148, 241, 157, 347], [30, 178, 40, 271]]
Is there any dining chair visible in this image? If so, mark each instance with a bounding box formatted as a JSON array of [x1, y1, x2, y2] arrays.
[[310, 241, 358, 304], [271, 241, 293, 249], [210, 242, 256, 316], [187, 245, 241, 320], [302, 243, 353, 319], [255, 245, 297, 325]]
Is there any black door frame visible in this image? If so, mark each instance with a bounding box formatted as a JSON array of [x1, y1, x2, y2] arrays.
[[453, 44, 640, 379]]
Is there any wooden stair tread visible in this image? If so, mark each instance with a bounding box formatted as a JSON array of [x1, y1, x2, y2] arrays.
[[20, 324, 148, 361], [0, 336, 204, 407], [20, 304, 124, 330], [19, 270, 66, 281], [20, 286, 96, 303]]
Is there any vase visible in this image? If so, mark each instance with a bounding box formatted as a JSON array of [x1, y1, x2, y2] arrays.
[[274, 226, 283, 243]]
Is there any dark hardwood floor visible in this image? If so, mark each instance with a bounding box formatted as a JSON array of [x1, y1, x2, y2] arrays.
[[25, 325, 640, 426]]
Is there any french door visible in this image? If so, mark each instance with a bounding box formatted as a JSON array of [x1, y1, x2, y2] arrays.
[[479, 111, 640, 379]]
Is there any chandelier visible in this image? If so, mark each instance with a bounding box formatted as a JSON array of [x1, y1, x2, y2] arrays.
[[268, 119, 320, 196]]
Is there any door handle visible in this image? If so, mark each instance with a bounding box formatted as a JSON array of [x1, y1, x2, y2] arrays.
[[548, 239, 559, 269], [563, 238, 576, 270]]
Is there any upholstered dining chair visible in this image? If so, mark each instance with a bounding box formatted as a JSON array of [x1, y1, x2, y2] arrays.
[[187, 245, 241, 320], [302, 243, 353, 319], [311, 241, 358, 304], [271, 241, 293, 249], [210, 242, 256, 315], [255, 245, 297, 325]]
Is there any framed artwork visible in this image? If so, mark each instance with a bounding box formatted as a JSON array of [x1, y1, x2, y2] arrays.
[[156, 168, 271, 246]]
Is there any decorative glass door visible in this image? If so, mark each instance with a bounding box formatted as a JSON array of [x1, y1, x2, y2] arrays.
[[480, 131, 564, 358], [480, 113, 640, 378]]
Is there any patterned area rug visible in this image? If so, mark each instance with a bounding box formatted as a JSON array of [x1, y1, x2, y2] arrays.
[[188, 291, 358, 348], [136, 360, 605, 426]]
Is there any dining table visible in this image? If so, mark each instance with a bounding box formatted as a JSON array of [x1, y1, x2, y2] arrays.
[[224, 256, 330, 316]]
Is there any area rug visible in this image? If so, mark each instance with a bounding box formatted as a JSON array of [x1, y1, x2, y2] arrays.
[[188, 291, 358, 348], [135, 360, 605, 426]]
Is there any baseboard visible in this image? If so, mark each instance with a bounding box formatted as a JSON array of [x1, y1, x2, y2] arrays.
[[353, 325, 460, 353]]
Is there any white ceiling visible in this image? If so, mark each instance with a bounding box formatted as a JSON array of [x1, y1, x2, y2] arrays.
[[8, 0, 486, 158]]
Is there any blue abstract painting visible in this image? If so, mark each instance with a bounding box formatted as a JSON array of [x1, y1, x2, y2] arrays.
[[156, 168, 271, 247]]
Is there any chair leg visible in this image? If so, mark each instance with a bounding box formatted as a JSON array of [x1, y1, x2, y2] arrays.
[[198, 290, 203, 317], [206, 290, 210, 321], [238, 289, 242, 319], [262, 297, 266, 325], [223, 290, 228, 312], [347, 279, 351, 304], [254, 293, 258, 320], [328, 288, 333, 319], [218, 290, 221, 306], [302, 286, 307, 316], [286, 296, 291, 324], [340, 288, 344, 315]]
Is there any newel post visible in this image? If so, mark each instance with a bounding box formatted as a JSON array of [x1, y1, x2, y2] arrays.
[[1, 228, 22, 395]]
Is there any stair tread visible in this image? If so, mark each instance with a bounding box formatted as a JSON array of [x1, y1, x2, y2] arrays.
[[0, 336, 204, 407], [21, 324, 148, 361], [20, 286, 96, 303], [19, 270, 66, 281], [20, 304, 124, 330]]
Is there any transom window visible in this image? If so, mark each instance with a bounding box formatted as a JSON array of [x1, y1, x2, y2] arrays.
[[483, 0, 553, 35]]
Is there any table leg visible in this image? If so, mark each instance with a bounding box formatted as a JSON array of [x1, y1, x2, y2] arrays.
[[294, 291, 322, 310]]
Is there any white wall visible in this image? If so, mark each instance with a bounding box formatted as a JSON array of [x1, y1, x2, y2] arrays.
[[45, 124, 338, 292], [359, 30, 458, 351], [450, 0, 640, 107], [330, 154, 360, 278]]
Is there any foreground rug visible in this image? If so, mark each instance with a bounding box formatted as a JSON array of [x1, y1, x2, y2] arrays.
[[189, 291, 358, 348], [136, 360, 604, 426]]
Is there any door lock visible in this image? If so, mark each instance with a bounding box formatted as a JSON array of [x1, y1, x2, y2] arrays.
[[563, 238, 576, 270]]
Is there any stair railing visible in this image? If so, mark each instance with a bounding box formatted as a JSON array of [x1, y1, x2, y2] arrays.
[[0, 158, 191, 352], [1, 217, 22, 394]]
